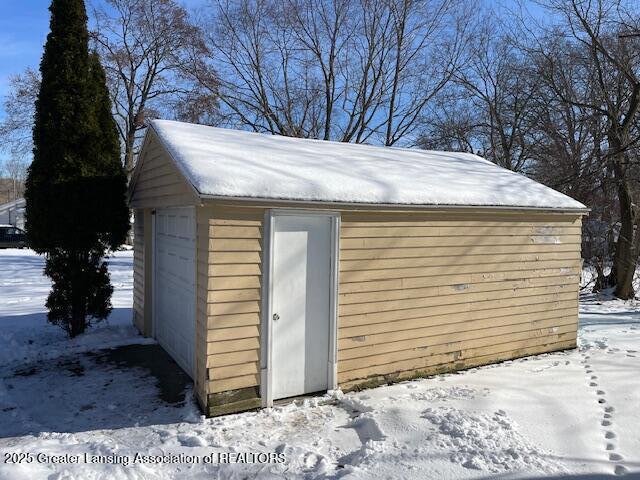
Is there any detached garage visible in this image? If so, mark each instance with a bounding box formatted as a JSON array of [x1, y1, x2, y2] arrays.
[[128, 119, 587, 416]]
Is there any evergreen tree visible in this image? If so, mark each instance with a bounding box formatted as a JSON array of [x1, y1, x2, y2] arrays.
[[25, 0, 129, 337]]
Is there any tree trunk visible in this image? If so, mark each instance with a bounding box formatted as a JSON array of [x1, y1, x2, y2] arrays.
[[70, 303, 86, 337], [608, 136, 637, 299], [69, 252, 87, 338], [593, 262, 607, 292], [125, 127, 136, 176]]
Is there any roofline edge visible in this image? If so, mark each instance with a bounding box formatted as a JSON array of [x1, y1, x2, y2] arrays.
[[198, 193, 590, 215]]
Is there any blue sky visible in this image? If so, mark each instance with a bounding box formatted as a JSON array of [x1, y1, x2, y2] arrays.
[[0, 1, 50, 165], [0, 1, 50, 103], [0, 0, 206, 119], [0, 0, 545, 119], [0, 0, 543, 165], [0, 0, 206, 165]]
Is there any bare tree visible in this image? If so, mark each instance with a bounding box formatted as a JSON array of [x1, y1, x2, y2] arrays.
[[420, 89, 478, 152], [531, 96, 608, 205], [0, 68, 40, 160], [421, 14, 540, 172], [91, 0, 208, 174], [532, 0, 640, 298], [2, 157, 28, 201], [381, 0, 468, 146], [527, 42, 616, 287], [190, 0, 471, 145]]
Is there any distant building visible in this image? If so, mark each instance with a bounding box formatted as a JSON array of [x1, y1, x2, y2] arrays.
[[0, 197, 26, 230]]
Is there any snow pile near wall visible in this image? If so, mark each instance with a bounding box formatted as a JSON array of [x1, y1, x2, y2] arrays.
[[151, 119, 586, 210], [423, 407, 562, 473]]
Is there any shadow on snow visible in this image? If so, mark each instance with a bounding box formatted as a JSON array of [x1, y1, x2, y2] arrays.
[[0, 343, 196, 438]]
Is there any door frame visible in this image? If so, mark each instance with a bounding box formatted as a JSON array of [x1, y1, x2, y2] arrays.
[[260, 209, 340, 407], [151, 205, 197, 378]]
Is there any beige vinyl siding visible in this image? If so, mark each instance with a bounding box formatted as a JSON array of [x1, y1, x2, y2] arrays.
[[337, 211, 582, 389], [132, 209, 153, 337], [129, 131, 199, 209], [200, 206, 263, 397], [195, 204, 582, 412], [132, 209, 145, 334]]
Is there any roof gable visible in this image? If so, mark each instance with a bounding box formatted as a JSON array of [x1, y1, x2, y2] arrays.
[[128, 128, 200, 209]]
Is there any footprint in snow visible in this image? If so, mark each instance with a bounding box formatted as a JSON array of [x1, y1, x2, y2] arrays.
[[615, 465, 628, 475], [155, 429, 173, 439], [583, 358, 626, 475], [178, 434, 207, 447]]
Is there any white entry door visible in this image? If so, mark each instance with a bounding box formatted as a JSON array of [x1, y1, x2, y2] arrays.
[[271, 214, 333, 400], [154, 207, 196, 378]]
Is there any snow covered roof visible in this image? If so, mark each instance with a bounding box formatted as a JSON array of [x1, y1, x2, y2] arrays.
[[149, 120, 587, 211]]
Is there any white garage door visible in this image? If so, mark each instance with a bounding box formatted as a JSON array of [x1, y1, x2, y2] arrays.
[[154, 207, 196, 378]]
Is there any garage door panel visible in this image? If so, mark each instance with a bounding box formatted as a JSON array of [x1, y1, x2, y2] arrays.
[[155, 207, 196, 378]]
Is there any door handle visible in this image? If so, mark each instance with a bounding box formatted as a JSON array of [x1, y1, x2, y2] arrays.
[[273, 313, 280, 321]]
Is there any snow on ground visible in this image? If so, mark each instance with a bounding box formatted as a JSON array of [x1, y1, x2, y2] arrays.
[[0, 248, 152, 368], [1, 249, 639, 479]]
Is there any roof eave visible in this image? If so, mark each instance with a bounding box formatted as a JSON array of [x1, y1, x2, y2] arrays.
[[198, 193, 590, 215]]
